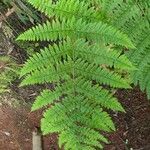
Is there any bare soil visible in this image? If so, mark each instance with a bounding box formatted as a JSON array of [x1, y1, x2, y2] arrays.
[[0, 86, 150, 150], [105, 87, 150, 150]]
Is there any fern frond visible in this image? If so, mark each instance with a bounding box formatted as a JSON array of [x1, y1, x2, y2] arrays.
[[18, 0, 136, 149], [20, 41, 70, 77], [21, 58, 131, 88], [74, 39, 135, 70], [111, 2, 141, 28], [74, 78, 125, 112], [32, 75, 125, 112], [126, 16, 150, 99], [93, 0, 142, 28], [20, 61, 70, 86], [31, 89, 61, 111], [26, 0, 53, 17], [59, 127, 104, 150], [74, 59, 131, 88], [17, 18, 134, 48], [92, 0, 150, 99], [27, 0, 102, 22], [41, 95, 115, 150], [131, 48, 150, 98], [20, 38, 134, 77]]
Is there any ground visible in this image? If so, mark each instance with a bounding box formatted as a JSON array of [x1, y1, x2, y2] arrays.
[[0, 86, 150, 150]]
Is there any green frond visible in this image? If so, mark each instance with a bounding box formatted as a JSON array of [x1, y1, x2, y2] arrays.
[[56, 77, 125, 112], [94, 0, 142, 28], [20, 61, 70, 86], [139, 65, 150, 92], [17, 17, 134, 48], [92, 0, 150, 99], [74, 39, 135, 70], [74, 78, 125, 112], [31, 89, 62, 111], [33, 87, 116, 133], [20, 41, 71, 77], [17, 0, 137, 149], [31, 75, 124, 112], [74, 59, 131, 88], [20, 38, 135, 78], [27, 0, 102, 22], [126, 19, 150, 99], [59, 128, 104, 150], [112, 3, 141, 28], [41, 96, 112, 148], [27, 0, 53, 17], [21, 54, 131, 88]]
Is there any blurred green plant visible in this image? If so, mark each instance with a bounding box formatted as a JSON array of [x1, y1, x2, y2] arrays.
[[1, 0, 41, 24], [91, 0, 150, 99], [0, 56, 19, 94]]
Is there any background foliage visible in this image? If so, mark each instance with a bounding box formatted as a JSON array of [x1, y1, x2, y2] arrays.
[[94, 0, 150, 99]]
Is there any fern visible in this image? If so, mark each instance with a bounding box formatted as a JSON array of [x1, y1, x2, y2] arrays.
[[93, 0, 150, 99], [26, 0, 103, 22], [17, 0, 135, 149]]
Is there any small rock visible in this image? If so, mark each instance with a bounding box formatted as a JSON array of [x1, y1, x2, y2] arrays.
[[4, 131, 10, 136]]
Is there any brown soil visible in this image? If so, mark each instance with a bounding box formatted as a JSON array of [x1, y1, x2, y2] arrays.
[[0, 95, 59, 150], [104, 87, 150, 150], [0, 87, 150, 150]]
